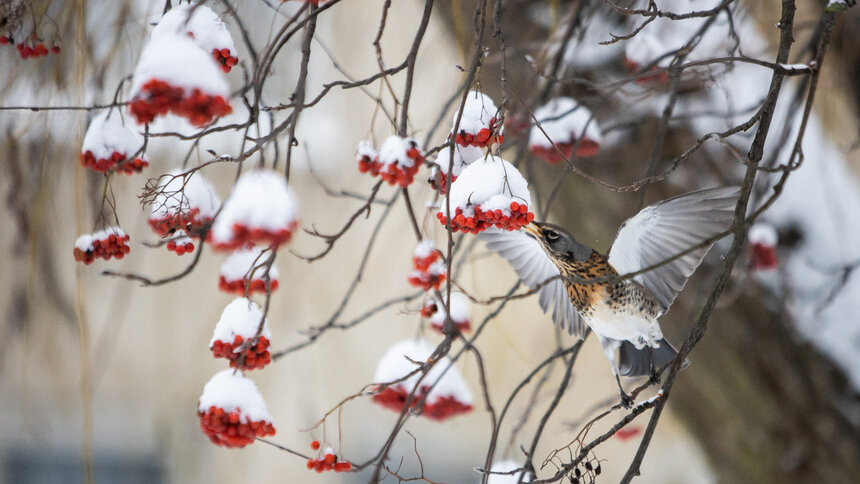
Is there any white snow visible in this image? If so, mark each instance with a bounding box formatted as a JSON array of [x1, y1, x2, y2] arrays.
[[413, 239, 437, 260], [433, 144, 484, 176], [748, 223, 777, 246], [169, 230, 192, 245], [210, 169, 300, 245], [373, 339, 473, 406], [151, 4, 235, 56], [81, 110, 146, 160], [131, 33, 229, 102], [624, 29, 671, 69], [150, 168, 221, 220], [74, 234, 95, 251], [485, 459, 531, 484], [220, 247, 280, 282], [443, 155, 532, 217], [453, 90, 500, 135], [197, 369, 273, 422], [210, 298, 272, 347], [377, 136, 422, 168], [76, 226, 127, 251], [356, 140, 377, 160], [528, 97, 602, 148], [430, 292, 470, 328]]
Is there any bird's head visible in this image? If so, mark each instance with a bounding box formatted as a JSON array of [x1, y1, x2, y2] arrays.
[[524, 221, 593, 262]]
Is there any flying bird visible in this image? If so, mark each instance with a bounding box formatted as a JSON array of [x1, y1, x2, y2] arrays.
[[479, 187, 738, 405]]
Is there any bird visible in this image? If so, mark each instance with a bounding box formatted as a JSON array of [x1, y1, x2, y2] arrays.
[[479, 187, 738, 405]]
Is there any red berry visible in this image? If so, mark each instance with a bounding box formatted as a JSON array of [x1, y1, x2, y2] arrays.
[[311, 440, 320, 450]]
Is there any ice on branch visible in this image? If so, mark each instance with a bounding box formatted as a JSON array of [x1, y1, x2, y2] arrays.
[[356, 136, 425, 188], [210, 298, 272, 370], [436, 156, 534, 234], [748, 222, 778, 272], [149, 169, 221, 238], [152, 4, 238, 73], [486, 459, 531, 484], [197, 370, 275, 447], [129, 34, 232, 126], [452, 90, 504, 148], [428, 144, 484, 194], [209, 170, 300, 251], [424, 292, 471, 333], [623, 31, 671, 85], [407, 240, 446, 291], [73, 227, 130, 264], [80, 111, 148, 174], [219, 247, 279, 295], [529, 97, 602, 163], [372, 339, 473, 421], [166, 230, 195, 256]]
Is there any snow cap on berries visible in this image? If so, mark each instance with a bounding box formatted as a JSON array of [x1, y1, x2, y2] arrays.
[[198, 371, 272, 420], [130, 33, 231, 125], [528, 97, 601, 160], [433, 144, 484, 177], [408, 240, 446, 291], [152, 4, 235, 56], [372, 339, 473, 420], [73, 226, 131, 264], [151, 4, 238, 73], [197, 370, 275, 447], [132, 34, 229, 101], [437, 155, 534, 233], [453, 90, 500, 135], [486, 459, 531, 483], [219, 247, 280, 294], [81, 111, 145, 163], [210, 298, 271, 347], [378, 136, 423, 169], [209, 169, 300, 251], [149, 169, 221, 236], [748, 222, 778, 246], [748, 222, 779, 272], [447, 156, 530, 216], [429, 292, 471, 333]]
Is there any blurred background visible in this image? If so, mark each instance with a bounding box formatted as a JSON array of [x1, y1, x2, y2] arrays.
[[1, 0, 859, 483]]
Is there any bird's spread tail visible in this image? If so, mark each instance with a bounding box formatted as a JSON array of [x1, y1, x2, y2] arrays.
[[617, 338, 689, 377]]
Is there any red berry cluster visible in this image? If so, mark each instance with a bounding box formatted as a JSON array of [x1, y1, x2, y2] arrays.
[[428, 171, 457, 195], [453, 118, 504, 148], [372, 385, 473, 421], [210, 219, 299, 251], [624, 58, 669, 85], [80, 150, 148, 174], [10, 40, 60, 59], [211, 334, 271, 371], [530, 138, 600, 164], [420, 300, 437, 319], [197, 405, 275, 448], [305, 443, 353, 473], [750, 243, 778, 271], [357, 143, 424, 188], [212, 48, 238, 73], [437, 201, 535, 234], [408, 249, 446, 291], [149, 208, 210, 237], [166, 238, 195, 256], [218, 276, 279, 295], [73, 231, 131, 264], [129, 79, 232, 126]]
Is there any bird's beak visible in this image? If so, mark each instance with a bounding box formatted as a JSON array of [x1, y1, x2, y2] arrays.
[[523, 221, 541, 238]]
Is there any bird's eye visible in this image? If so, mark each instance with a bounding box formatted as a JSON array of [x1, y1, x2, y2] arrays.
[[545, 230, 559, 241]]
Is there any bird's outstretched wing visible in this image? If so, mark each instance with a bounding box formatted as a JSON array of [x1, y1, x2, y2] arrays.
[[479, 229, 587, 338], [608, 187, 739, 312]]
